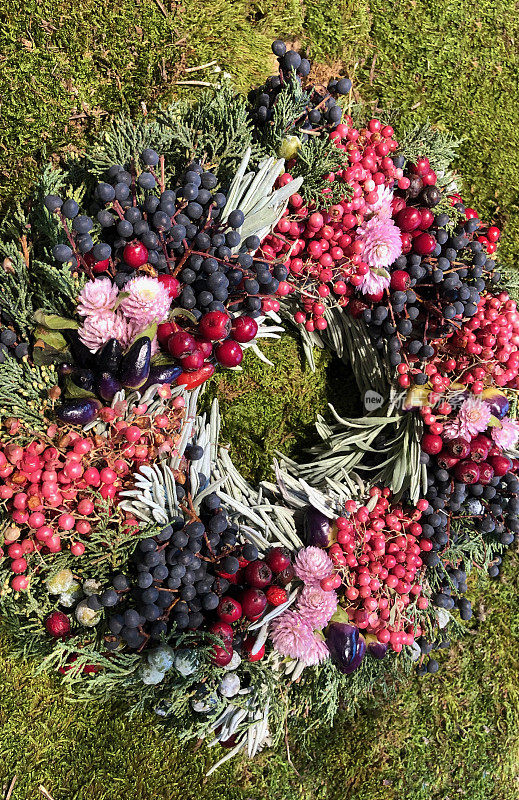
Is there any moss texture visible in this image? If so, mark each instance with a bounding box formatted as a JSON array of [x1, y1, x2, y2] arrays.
[[0, 1, 518, 798]]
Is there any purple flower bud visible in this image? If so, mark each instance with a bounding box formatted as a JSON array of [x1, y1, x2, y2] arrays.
[[481, 388, 509, 420], [304, 506, 335, 548], [325, 622, 366, 674], [366, 639, 388, 660]]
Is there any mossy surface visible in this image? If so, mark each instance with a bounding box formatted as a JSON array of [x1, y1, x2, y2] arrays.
[[1, 2, 518, 798]]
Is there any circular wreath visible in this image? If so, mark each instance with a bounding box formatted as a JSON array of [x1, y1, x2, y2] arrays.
[[0, 40, 517, 772]]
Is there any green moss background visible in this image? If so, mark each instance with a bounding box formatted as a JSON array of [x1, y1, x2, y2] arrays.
[[1, 1, 519, 798]]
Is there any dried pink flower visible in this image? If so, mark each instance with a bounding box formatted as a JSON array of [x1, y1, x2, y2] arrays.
[[450, 395, 492, 440], [357, 215, 402, 270], [77, 278, 118, 318], [491, 417, 519, 450], [270, 610, 329, 665], [78, 311, 127, 353], [359, 268, 390, 297], [294, 546, 333, 586], [296, 584, 338, 629], [118, 276, 171, 326]]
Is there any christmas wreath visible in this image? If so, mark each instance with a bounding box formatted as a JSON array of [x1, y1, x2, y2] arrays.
[[0, 40, 517, 771]]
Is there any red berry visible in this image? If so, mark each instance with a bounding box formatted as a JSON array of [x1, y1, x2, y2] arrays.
[[390, 270, 411, 291], [157, 322, 177, 347], [419, 207, 435, 228], [469, 434, 491, 463], [198, 311, 231, 341], [99, 467, 117, 484], [243, 636, 265, 662], [231, 316, 258, 343], [45, 611, 71, 639], [217, 596, 242, 623], [244, 560, 272, 589], [396, 207, 422, 232], [276, 564, 295, 586], [11, 575, 29, 591], [478, 462, 495, 484], [436, 451, 459, 470], [414, 157, 430, 176], [157, 274, 180, 299], [421, 433, 443, 455], [180, 350, 205, 371], [210, 644, 233, 666], [209, 621, 233, 645], [446, 438, 471, 459], [454, 460, 481, 484], [265, 586, 288, 606], [84, 252, 110, 274], [488, 454, 513, 476], [193, 337, 213, 358], [123, 242, 148, 268], [241, 588, 267, 619], [266, 547, 291, 573], [168, 331, 196, 358], [215, 340, 243, 368], [487, 226, 501, 243], [413, 233, 436, 255]]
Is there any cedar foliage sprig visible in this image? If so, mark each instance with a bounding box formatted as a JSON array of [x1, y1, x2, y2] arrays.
[[0, 357, 57, 430], [88, 79, 258, 182], [291, 136, 353, 207], [157, 79, 260, 176], [396, 118, 463, 175], [256, 72, 312, 156], [0, 165, 85, 335]]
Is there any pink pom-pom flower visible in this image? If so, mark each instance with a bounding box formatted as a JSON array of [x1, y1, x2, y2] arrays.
[[294, 546, 334, 586]]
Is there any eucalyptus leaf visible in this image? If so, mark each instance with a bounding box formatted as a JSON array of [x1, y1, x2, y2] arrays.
[[34, 310, 79, 330]]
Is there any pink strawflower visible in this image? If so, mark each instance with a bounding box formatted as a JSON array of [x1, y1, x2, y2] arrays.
[[78, 311, 127, 352], [77, 278, 118, 318], [453, 395, 492, 440], [359, 268, 390, 297], [294, 546, 333, 586], [366, 185, 394, 219], [119, 276, 171, 326], [270, 610, 329, 665], [357, 215, 402, 269], [491, 417, 519, 450], [296, 584, 338, 629]]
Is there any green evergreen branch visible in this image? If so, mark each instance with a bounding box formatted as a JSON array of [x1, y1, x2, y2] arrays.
[[0, 357, 57, 431], [396, 118, 463, 175], [291, 136, 353, 207]]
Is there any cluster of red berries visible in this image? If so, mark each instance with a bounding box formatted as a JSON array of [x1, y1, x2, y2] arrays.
[[456, 203, 501, 255], [450, 292, 519, 390], [258, 119, 403, 330], [208, 547, 293, 666], [0, 401, 184, 590], [327, 488, 430, 652], [421, 420, 516, 487], [157, 308, 259, 386]]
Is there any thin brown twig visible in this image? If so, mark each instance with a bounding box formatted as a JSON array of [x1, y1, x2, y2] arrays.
[[153, 0, 169, 17], [4, 775, 17, 800]]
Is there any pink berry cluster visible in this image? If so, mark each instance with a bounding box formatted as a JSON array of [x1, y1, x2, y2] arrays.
[[326, 488, 430, 652], [450, 293, 519, 390], [0, 398, 185, 590], [259, 119, 403, 330]]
